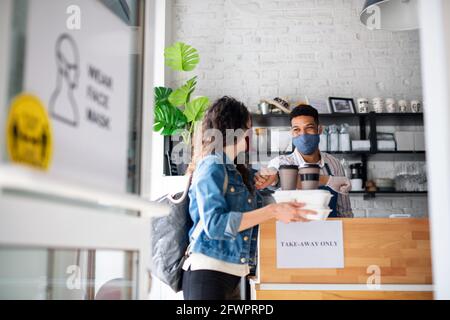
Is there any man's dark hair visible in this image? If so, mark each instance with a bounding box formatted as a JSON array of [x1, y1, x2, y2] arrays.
[[289, 104, 319, 125]]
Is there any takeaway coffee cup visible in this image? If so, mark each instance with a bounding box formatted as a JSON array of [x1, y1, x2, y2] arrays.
[[279, 165, 299, 190], [298, 164, 321, 190]]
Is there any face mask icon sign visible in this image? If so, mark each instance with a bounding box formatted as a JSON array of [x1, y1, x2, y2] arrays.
[[49, 33, 80, 127]]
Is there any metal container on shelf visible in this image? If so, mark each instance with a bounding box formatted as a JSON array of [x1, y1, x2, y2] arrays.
[[258, 101, 271, 115]]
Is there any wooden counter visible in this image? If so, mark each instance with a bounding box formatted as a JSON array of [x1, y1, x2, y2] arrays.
[[252, 218, 433, 300]]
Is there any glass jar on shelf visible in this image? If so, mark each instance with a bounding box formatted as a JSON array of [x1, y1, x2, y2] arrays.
[[319, 126, 328, 152], [328, 124, 339, 152], [339, 123, 351, 152]]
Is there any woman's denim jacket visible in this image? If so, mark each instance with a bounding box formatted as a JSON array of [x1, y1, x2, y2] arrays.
[[188, 153, 263, 268]]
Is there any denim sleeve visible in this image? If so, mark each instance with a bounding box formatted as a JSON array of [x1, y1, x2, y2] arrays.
[[195, 161, 243, 240]]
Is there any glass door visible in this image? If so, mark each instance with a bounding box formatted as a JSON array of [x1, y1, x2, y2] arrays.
[[0, 0, 159, 300]]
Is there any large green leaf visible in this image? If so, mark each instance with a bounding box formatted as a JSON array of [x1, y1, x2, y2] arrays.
[[168, 77, 197, 107], [164, 42, 200, 72], [184, 96, 210, 123], [154, 102, 187, 136], [154, 87, 173, 105]]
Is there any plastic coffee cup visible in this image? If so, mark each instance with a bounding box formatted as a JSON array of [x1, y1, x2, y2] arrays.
[[298, 164, 321, 190], [279, 165, 299, 190]]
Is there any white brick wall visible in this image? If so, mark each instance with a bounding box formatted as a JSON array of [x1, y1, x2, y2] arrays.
[[351, 195, 428, 218], [170, 0, 422, 109], [169, 0, 428, 217]]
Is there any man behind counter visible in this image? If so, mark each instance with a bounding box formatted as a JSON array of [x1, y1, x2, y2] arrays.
[[255, 104, 353, 218]]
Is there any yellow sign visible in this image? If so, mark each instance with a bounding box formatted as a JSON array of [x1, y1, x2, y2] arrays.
[[6, 94, 53, 170]]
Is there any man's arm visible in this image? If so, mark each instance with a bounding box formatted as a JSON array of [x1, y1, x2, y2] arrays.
[[255, 156, 281, 190], [334, 159, 353, 217]]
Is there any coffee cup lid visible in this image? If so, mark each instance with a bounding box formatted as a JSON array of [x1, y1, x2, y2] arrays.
[[301, 164, 320, 169], [279, 165, 299, 170]]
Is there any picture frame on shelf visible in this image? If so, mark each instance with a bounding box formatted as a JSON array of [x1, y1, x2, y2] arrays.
[[305, 96, 332, 114], [329, 97, 356, 114]]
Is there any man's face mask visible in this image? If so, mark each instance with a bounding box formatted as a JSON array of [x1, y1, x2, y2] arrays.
[[292, 133, 320, 155]]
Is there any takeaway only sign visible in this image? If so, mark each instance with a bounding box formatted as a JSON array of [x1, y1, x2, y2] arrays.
[[276, 220, 345, 269]]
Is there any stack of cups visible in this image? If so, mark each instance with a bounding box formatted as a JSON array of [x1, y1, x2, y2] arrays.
[[279, 164, 322, 191], [275, 164, 333, 220], [385, 98, 396, 113], [372, 97, 384, 113], [398, 100, 408, 113]]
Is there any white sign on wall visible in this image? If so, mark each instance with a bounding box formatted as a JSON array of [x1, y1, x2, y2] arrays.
[[23, 0, 135, 193], [276, 221, 344, 269]]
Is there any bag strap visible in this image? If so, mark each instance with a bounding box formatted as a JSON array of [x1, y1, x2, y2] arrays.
[[167, 175, 192, 204], [188, 164, 229, 253]]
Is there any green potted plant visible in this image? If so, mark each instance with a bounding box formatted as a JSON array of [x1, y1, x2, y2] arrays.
[[153, 42, 210, 174]]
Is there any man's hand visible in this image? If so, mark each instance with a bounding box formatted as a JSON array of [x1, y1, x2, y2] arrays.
[[255, 167, 278, 190], [319, 175, 330, 186], [326, 176, 352, 194]]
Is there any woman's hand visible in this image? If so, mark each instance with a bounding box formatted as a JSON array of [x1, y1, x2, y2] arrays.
[[238, 201, 317, 232], [269, 202, 317, 223]]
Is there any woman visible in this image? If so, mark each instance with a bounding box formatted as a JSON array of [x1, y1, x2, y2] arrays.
[[182, 96, 316, 300]]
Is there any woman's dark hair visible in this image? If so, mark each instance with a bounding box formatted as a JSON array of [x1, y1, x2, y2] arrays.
[[189, 96, 254, 193], [202, 96, 251, 146]]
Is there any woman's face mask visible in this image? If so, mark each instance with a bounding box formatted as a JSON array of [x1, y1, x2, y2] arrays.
[[292, 133, 320, 155]]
